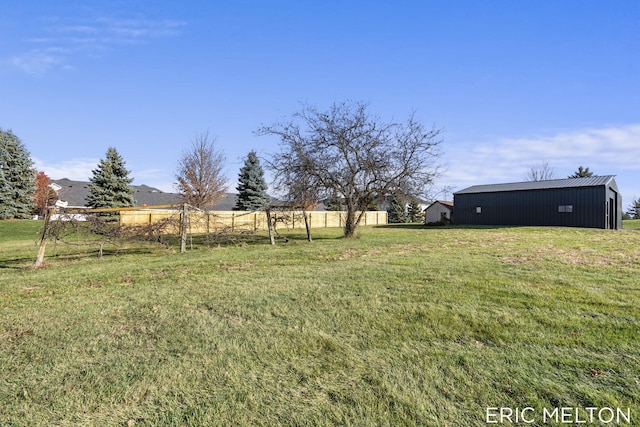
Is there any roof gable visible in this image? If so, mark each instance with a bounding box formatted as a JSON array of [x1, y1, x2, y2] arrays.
[[454, 176, 617, 195], [426, 200, 453, 211]]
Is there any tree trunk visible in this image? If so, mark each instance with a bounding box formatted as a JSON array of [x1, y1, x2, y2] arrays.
[[303, 209, 312, 242], [344, 207, 357, 238]]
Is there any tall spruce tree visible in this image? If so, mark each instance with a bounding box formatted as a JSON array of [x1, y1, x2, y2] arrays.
[[87, 147, 135, 209], [407, 199, 423, 223], [0, 128, 35, 219], [387, 196, 408, 223], [234, 151, 270, 211]]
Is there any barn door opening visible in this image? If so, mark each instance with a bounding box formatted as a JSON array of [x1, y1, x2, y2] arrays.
[[609, 198, 615, 229]]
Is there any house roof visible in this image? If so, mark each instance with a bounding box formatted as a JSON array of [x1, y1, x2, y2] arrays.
[[52, 178, 92, 207], [51, 178, 240, 209], [454, 176, 617, 195], [426, 200, 453, 210]]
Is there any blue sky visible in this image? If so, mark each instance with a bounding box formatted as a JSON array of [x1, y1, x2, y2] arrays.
[[1, 1, 639, 204]]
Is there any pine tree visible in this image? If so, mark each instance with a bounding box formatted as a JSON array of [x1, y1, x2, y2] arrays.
[[0, 128, 35, 219], [325, 190, 345, 211], [628, 197, 640, 220], [234, 151, 270, 211], [87, 147, 135, 209], [387, 196, 408, 223], [407, 199, 423, 223], [569, 166, 593, 178]]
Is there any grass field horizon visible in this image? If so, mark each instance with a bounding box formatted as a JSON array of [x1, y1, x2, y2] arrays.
[[1, 220, 639, 426]]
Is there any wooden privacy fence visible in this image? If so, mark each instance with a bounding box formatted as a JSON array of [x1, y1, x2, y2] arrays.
[[119, 209, 388, 234]]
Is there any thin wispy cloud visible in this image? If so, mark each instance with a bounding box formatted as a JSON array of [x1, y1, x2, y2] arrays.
[[7, 14, 186, 76], [9, 49, 68, 76], [98, 17, 185, 40], [34, 157, 98, 182], [444, 124, 640, 190]]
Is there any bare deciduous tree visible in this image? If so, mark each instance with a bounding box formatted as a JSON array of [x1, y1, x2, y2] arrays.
[[525, 161, 556, 181], [175, 131, 227, 210], [286, 171, 320, 242], [258, 101, 443, 237]]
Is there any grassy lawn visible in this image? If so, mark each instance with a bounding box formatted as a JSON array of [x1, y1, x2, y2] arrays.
[[624, 219, 640, 229], [1, 220, 639, 426]]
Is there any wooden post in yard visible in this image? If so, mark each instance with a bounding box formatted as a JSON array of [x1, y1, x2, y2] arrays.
[[266, 209, 275, 245], [180, 203, 188, 253], [35, 207, 55, 268]]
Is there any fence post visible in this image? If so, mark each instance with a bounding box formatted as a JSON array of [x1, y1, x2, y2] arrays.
[[180, 204, 188, 253]]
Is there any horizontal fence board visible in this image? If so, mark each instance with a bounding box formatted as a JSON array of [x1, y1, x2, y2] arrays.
[[119, 209, 387, 234]]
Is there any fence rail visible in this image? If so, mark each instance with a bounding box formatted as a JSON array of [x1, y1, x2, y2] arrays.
[[119, 209, 387, 234]]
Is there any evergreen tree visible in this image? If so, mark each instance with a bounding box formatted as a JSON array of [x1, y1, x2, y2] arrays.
[[387, 196, 408, 223], [627, 197, 640, 220], [87, 147, 135, 209], [0, 128, 35, 219], [325, 190, 345, 211], [364, 194, 380, 211], [407, 199, 423, 223], [569, 166, 593, 178], [234, 151, 270, 211]]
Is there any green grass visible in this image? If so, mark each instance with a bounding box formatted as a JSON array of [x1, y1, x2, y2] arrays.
[[624, 219, 640, 229], [1, 221, 639, 426]]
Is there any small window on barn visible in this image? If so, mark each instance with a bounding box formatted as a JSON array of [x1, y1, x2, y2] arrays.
[[475, 206, 482, 214], [558, 205, 573, 213]]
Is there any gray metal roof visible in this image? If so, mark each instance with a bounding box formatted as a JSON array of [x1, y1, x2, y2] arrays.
[[454, 175, 617, 195], [51, 178, 239, 209]]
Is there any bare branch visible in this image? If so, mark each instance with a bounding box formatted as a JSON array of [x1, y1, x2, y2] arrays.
[[174, 131, 228, 210], [257, 101, 444, 237], [525, 161, 556, 181]]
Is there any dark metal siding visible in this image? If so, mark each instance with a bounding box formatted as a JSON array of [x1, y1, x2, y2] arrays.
[[605, 185, 623, 230], [453, 186, 612, 228]]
